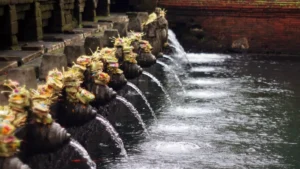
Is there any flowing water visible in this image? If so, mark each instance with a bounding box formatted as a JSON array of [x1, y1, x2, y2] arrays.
[[95, 115, 127, 156], [142, 71, 172, 104], [69, 139, 96, 169], [116, 95, 149, 135], [98, 30, 300, 169], [126, 82, 157, 120], [163, 54, 180, 67], [168, 30, 192, 68], [156, 60, 186, 93]]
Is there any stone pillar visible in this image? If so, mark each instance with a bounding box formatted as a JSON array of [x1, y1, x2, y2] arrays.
[[0, 5, 18, 49], [74, 0, 85, 27], [113, 21, 128, 37], [127, 12, 148, 32], [24, 2, 43, 41], [97, 0, 110, 16], [50, 0, 66, 32], [83, 0, 97, 22], [127, 12, 141, 32]]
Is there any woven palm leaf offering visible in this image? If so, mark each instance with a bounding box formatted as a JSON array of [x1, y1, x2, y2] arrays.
[[120, 45, 143, 79], [0, 81, 30, 128], [0, 121, 20, 157], [0, 121, 30, 169], [55, 67, 97, 127], [23, 88, 70, 154], [89, 71, 117, 107], [111, 35, 126, 61], [74, 53, 117, 106], [128, 31, 145, 53], [97, 48, 127, 90], [128, 31, 156, 67]]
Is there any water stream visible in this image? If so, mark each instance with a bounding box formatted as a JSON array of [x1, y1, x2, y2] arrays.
[[126, 82, 157, 120], [168, 30, 192, 68], [156, 60, 186, 93], [116, 95, 149, 135], [162, 54, 180, 67], [69, 139, 96, 169], [95, 115, 127, 156], [142, 71, 172, 104]]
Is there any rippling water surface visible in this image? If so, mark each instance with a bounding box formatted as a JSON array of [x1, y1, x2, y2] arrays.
[[97, 52, 300, 169]]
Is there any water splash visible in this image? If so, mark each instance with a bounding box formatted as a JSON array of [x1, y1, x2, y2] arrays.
[[70, 139, 96, 169], [116, 95, 149, 135], [95, 115, 127, 156], [127, 82, 157, 120], [142, 71, 172, 104], [156, 60, 186, 93], [168, 29, 192, 68], [163, 54, 180, 67]]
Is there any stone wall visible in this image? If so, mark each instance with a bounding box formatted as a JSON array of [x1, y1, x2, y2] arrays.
[[0, 0, 111, 49], [158, 0, 300, 55]]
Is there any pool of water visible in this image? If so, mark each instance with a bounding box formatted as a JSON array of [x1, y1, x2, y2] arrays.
[[95, 52, 300, 169]]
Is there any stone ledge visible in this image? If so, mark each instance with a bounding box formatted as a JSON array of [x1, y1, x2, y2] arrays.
[[0, 50, 43, 65], [43, 33, 84, 46], [0, 61, 18, 75]]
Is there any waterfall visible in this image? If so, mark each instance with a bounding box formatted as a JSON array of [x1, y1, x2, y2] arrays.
[[127, 82, 157, 120], [116, 95, 149, 135], [142, 71, 172, 104], [156, 60, 186, 94], [168, 29, 192, 67], [69, 139, 96, 169], [95, 115, 127, 156]]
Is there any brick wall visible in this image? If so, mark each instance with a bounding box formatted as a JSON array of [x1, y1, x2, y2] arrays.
[[159, 0, 300, 55], [158, 0, 300, 9]]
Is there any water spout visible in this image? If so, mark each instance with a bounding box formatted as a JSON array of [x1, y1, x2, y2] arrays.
[[142, 71, 172, 104], [156, 60, 186, 94], [115, 95, 149, 135], [127, 82, 157, 120], [168, 29, 193, 68], [95, 115, 128, 156], [70, 139, 96, 169], [163, 54, 180, 67]]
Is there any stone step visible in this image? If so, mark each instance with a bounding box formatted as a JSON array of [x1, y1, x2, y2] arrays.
[[22, 57, 42, 78], [0, 61, 18, 75], [0, 50, 43, 66], [43, 33, 84, 46], [21, 41, 64, 53], [64, 42, 85, 66], [73, 27, 98, 38], [6, 66, 38, 89], [39, 53, 67, 80]]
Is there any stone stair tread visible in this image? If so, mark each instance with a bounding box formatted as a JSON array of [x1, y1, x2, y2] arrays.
[[82, 22, 110, 31], [43, 33, 84, 46], [97, 13, 129, 22], [73, 28, 98, 37], [21, 41, 65, 53], [0, 61, 18, 75], [0, 50, 43, 65]]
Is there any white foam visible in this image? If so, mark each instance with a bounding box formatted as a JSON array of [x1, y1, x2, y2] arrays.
[[184, 90, 229, 99], [150, 141, 202, 153], [173, 107, 221, 116], [187, 53, 230, 63], [185, 78, 227, 85], [190, 67, 217, 72], [153, 123, 210, 133]]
